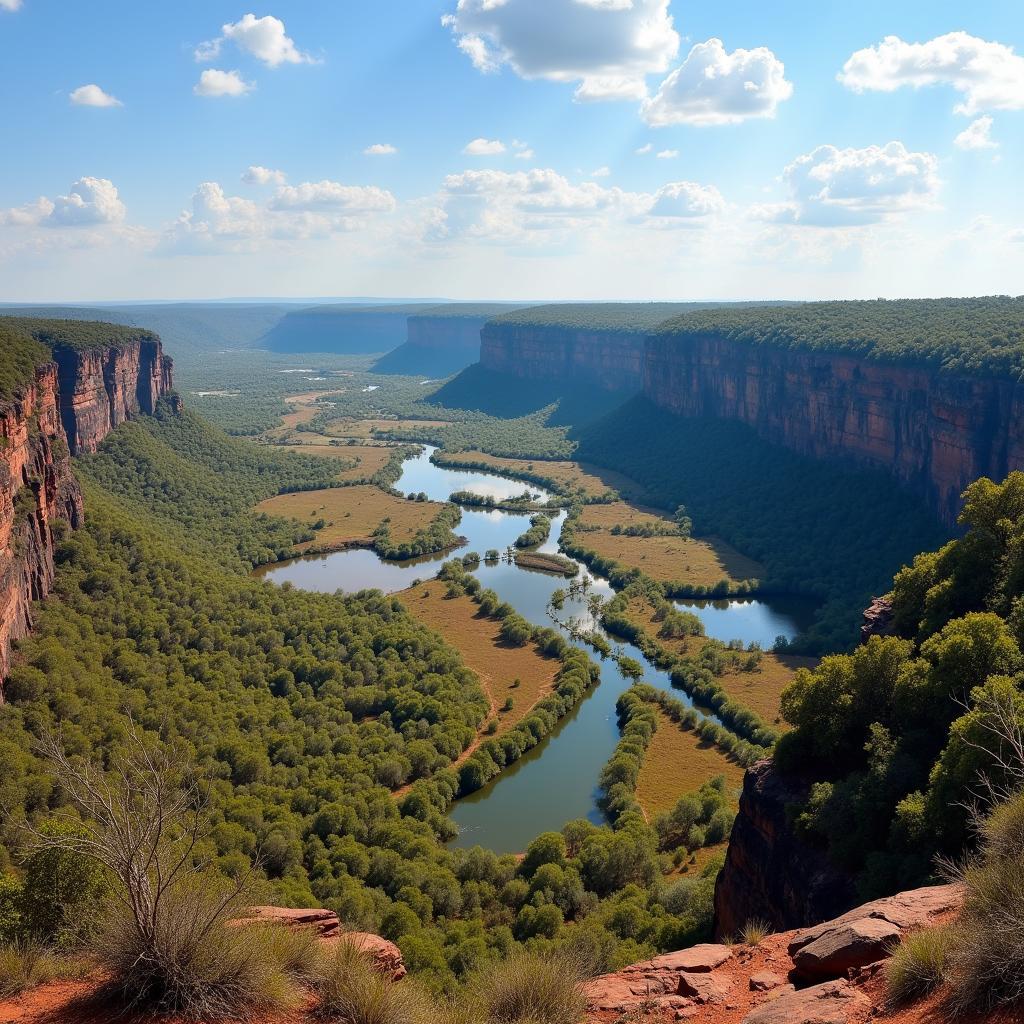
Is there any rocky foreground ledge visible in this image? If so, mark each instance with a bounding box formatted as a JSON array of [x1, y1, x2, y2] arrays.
[[584, 884, 962, 1024]]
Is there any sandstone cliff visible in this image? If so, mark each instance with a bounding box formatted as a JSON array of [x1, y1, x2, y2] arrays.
[[52, 337, 173, 454], [480, 323, 646, 392], [712, 760, 856, 939], [0, 336, 174, 692], [374, 313, 494, 377], [643, 334, 1023, 527]]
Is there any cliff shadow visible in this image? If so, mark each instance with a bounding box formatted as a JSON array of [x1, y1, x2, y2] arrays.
[[427, 363, 636, 428]]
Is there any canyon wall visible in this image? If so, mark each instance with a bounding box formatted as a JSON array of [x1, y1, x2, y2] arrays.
[[480, 324, 645, 393], [644, 334, 1024, 527], [53, 338, 174, 453], [0, 337, 174, 692], [712, 759, 856, 938], [373, 315, 490, 377]]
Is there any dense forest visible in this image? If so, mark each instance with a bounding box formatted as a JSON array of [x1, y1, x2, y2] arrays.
[[0, 401, 732, 992], [0, 321, 50, 399], [654, 296, 1024, 378], [777, 472, 1024, 899], [576, 397, 948, 653], [486, 303, 766, 334], [0, 316, 156, 363]]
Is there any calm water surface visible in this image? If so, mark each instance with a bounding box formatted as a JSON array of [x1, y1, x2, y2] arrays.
[[257, 447, 810, 852]]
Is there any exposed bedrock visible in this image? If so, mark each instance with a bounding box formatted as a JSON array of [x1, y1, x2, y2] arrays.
[[643, 334, 1024, 527], [479, 324, 645, 393]]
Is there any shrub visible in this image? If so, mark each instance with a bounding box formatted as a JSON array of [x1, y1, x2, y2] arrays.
[[464, 950, 586, 1024], [885, 925, 953, 1005], [314, 939, 435, 1023]]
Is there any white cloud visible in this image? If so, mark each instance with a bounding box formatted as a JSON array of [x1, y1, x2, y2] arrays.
[[194, 69, 254, 98], [757, 142, 940, 227], [838, 32, 1024, 116], [442, 0, 678, 102], [196, 13, 316, 68], [656, 149, 678, 159], [635, 143, 653, 155], [166, 178, 395, 252], [243, 166, 287, 185], [0, 0, 22, 11], [70, 84, 122, 108], [464, 138, 507, 156], [364, 143, 398, 156], [648, 181, 726, 219], [2, 177, 127, 228], [49, 178, 127, 226], [513, 148, 534, 160], [591, 166, 611, 178], [954, 116, 998, 150], [642, 38, 793, 127], [269, 181, 396, 214]]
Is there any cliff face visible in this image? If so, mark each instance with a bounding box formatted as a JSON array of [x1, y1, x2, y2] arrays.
[[643, 334, 1024, 527], [0, 338, 174, 693], [480, 324, 645, 393], [373, 316, 488, 377], [53, 339, 173, 454], [0, 364, 84, 686], [712, 760, 856, 938]]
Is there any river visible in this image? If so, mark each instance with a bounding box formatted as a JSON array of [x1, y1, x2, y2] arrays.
[[255, 447, 814, 852]]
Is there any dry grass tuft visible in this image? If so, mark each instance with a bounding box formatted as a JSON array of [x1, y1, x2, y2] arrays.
[[464, 950, 587, 1024]]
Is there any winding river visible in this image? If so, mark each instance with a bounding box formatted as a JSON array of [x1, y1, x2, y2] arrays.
[[256, 447, 814, 853]]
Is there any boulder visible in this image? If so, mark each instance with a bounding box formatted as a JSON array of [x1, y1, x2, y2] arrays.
[[742, 979, 870, 1024], [678, 971, 732, 1004], [790, 917, 901, 980], [749, 971, 785, 992]]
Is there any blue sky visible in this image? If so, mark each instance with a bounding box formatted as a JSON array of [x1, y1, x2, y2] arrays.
[[1, 0, 1022, 301]]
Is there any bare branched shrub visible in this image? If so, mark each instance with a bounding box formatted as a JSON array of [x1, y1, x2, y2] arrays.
[[25, 723, 300, 1020]]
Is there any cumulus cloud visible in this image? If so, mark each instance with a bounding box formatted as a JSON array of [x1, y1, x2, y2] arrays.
[[194, 69, 254, 98], [0, 0, 22, 11], [838, 32, 1024, 115], [591, 166, 611, 178], [756, 142, 940, 227], [442, 0, 678, 102], [70, 84, 122, 108], [243, 166, 287, 185], [2, 178, 127, 228], [635, 143, 653, 155], [166, 177, 395, 252], [656, 149, 678, 159], [642, 38, 793, 127], [196, 13, 316, 68], [269, 181, 396, 214], [954, 116, 998, 150], [364, 143, 397, 155], [464, 138, 506, 156], [648, 181, 726, 219]]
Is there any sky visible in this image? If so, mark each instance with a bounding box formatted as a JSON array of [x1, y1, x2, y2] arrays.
[[1, 0, 1023, 302]]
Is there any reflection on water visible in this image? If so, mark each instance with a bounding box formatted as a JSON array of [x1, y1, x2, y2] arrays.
[[256, 445, 813, 853]]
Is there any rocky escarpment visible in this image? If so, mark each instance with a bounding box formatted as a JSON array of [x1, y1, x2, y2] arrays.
[[53, 338, 173, 454], [0, 364, 84, 686], [586, 884, 960, 1023], [0, 335, 174, 692], [712, 760, 856, 939], [480, 323, 647, 392], [643, 333, 1024, 527]]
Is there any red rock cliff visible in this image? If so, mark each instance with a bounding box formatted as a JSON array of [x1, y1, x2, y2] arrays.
[[480, 324, 645, 392], [53, 338, 173, 454], [0, 364, 84, 688], [1, 337, 174, 693], [643, 333, 1024, 527]]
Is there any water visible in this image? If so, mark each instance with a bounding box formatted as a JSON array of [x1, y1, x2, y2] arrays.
[[257, 446, 810, 852]]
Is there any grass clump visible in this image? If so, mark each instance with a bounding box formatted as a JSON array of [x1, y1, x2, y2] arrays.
[[314, 939, 434, 1023], [885, 925, 954, 1006], [0, 941, 72, 998], [463, 950, 586, 1024], [739, 919, 771, 947]]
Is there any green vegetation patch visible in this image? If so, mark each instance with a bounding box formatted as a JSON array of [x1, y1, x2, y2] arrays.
[[0, 321, 50, 401], [487, 302, 765, 334], [654, 296, 1024, 378], [1, 315, 158, 354]]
